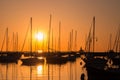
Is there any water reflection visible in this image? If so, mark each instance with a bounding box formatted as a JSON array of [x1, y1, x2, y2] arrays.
[[0, 58, 86, 80], [37, 65, 43, 76]]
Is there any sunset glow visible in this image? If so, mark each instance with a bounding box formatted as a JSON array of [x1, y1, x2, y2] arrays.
[[0, 0, 120, 51], [0, 0, 120, 80], [37, 49, 43, 53], [35, 32, 44, 41]]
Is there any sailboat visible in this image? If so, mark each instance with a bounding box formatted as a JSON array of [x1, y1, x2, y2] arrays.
[[0, 28, 21, 63], [83, 17, 120, 80], [46, 21, 68, 64], [21, 17, 44, 66]]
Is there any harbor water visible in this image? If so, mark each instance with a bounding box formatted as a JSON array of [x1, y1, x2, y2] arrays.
[[0, 58, 88, 80]]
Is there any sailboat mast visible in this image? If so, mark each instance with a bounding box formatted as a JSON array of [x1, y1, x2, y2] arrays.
[[58, 21, 61, 52], [30, 17, 32, 80], [30, 17, 32, 54], [16, 32, 18, 52], [48, 14, 52, 80], [70, 32, 71, 51], [42, 35, 44, 52], [6, 28, 8, 52], [75, 30, 77, 51], [13, 32, 15, 51], [93, 16, 95, 52], [71, 29, 73, 51], [48, 14, 52, 53], [6, 27, 8, 80], [51, 29, 53, 52], [58, 21, 61, 80], [109, 34, 112, 51]]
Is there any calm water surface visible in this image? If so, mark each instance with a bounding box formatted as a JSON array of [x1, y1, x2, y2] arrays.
[[0, 58, 88, 80]]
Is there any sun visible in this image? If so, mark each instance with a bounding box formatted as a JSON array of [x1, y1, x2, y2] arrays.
[[35, 32, 44, 41]]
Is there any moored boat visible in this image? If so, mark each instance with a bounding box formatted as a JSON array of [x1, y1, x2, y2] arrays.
[[85, 57, 120, 80], [0, 52, 21, 63], [21, 57, 44, 66]]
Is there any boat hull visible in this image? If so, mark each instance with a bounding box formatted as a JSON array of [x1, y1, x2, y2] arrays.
[[87, 64, 120, 80], [21, 57, 44, 66], [0, 52, 21, 63]]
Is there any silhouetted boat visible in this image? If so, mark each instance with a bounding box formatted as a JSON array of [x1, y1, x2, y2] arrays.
[[85, 57, 120, 80], [87, 64, 120, 80], [111, 57, 120, 65], [0, 28, 21, 63], [0, 52, 21, 63], [109, 52, 120, 66], [20, 18, 44, 66], [46, 52, 77, 64], [21, 57, 44, 66], [46, 55, 68, 64], [67, 54, 76, 62]]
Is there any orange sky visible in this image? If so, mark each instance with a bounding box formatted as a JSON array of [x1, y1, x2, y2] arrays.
[[0, 0, 120, 52]]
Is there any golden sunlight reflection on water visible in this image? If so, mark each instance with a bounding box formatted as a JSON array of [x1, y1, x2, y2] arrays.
[[37, 65, 43, 76], [0, 58, 87, 80]]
